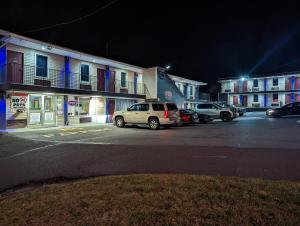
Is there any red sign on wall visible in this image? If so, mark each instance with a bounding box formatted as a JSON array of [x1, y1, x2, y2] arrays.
[[165, 91, 172, 100]]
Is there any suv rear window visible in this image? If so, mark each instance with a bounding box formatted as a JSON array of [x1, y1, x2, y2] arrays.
[[152, 104, 165, 111], [166, 103, 178, 111]]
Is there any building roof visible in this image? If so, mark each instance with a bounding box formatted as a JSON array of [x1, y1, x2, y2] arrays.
[[0, 29, 144, 73], [168, 74, 207, 86], [218, 71, 300, 82]]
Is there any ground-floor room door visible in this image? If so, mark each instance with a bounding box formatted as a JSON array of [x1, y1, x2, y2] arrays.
[[28, 94, 57, 128], [7, 50, 23, 83]]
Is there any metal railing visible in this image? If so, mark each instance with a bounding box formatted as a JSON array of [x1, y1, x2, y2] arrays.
[[0, 63, 147, 95]]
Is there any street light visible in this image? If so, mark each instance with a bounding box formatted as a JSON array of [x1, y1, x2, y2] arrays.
[[166, 65, 171, 70]]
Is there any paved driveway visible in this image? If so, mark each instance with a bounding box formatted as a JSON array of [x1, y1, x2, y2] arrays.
[[0, 112, 300, 191]]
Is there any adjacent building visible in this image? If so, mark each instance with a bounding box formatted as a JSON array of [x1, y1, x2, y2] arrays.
[[0, 30, 207, 130], [219, 73, 300, 108], [144, 67, 207, 109]]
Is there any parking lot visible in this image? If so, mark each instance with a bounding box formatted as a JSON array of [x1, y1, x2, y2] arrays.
[[0, 112, 300, 191]]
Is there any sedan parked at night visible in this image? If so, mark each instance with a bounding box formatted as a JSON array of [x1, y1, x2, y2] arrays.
[[266, 102, 300, 117]]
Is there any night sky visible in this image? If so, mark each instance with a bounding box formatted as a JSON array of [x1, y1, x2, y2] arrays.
[[1, 0, 300, 87]]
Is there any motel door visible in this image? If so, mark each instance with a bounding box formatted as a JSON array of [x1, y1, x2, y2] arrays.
[[243, 96, 248, 107], [109, 71, 115, 92], [233, 96, 238, 105], [43, 96, 57, 126], [7, 50, 23, 83], [97, 68, 105, 91]]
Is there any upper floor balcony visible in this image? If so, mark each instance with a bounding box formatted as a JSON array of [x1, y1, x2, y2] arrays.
[[0, 63, 148, 97]]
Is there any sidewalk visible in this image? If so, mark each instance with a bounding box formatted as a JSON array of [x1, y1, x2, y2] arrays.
[[0, 123, 114, 133]]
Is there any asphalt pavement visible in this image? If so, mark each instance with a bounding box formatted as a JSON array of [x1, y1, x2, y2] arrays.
[[0, 112, 300, 191]]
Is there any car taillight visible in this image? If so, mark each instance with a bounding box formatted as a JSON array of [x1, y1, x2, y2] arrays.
[[164, 110, 169, 118]]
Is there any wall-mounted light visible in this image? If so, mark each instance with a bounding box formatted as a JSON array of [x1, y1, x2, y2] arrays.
[[47, 45, 52, 50], [166, 65, 171, 70], [41, 46, 46, 50]]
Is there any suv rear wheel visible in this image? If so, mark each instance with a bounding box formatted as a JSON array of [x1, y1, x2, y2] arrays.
[[148, 117, 160, 130], [221, 112, 232, 122], [115, 116, 125, 128]]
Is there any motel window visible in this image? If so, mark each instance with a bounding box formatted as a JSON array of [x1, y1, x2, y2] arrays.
[[29, 95, 42, 110], [253, 94, 258, 102], [36, 55, 48, 77], [121, 72, 127, 88], [273, 78, 278, 86], [80, 64, 89, 82], [253, 79, 258, 87], [273, 93, 278, 102]]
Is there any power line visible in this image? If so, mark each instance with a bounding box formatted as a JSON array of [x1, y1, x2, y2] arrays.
[[19, 0, 119, 34]]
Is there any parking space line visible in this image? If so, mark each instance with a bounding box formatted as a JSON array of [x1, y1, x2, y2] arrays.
[[192, 155, 228, 159], [0, 143, 61, 161]]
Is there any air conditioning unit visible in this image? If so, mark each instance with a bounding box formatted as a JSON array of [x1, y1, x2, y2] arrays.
[[271, 86, 279, 91], [252, 87, 259, 92]]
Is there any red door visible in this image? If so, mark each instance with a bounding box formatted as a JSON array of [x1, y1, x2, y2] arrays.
[[97, 68, 105, 91], [285, 78, 291, 90], [108, 98, 115, 122], [285, 94, 291, 104], [243, 96, 248, 107], [295, 77, 300, 90], [109, 71, 115, 92], [7, 50, 23, 83], [234, 82, 239, 92], [243, 81, 248, 92], [233, 96, 238, 105]]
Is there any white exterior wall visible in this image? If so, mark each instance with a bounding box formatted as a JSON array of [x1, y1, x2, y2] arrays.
[[7, 44, 65, 86], [247, 94, 264, 107], [221, 81, 234, 93], [69, 58, 103, 91], [143, 67, 157, 99], [265, 77, 285, 91]]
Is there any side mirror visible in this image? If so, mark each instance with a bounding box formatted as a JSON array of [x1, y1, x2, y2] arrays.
[[127, 108, 130, 111]]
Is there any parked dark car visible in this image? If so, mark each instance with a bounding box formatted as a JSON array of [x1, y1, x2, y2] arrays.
[[179, 109, 195, 125], [186, 109, 214, 124], [266, 102, 300, 117]]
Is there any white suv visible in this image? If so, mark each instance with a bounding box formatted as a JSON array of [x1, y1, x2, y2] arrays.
[[113, 101, 179, 130], [195, 103, 237, 122]]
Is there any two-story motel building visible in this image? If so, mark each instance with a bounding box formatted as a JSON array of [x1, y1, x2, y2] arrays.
[[0, 29, 207, 130], [219, 73, 300, 108]]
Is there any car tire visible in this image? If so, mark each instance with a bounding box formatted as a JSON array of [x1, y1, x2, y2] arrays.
[[115, 116, 125, 128], [148, 117, 160, 130], [221, 113, 231, 122], [164, 125, 172, 129]]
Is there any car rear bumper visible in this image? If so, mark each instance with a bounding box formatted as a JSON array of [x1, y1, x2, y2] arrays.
[[160, 118, 176, 125]]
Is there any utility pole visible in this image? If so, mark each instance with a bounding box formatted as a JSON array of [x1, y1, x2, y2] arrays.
[[106, 41, 109, 57]]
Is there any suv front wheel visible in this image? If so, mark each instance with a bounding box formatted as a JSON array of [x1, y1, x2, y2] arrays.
[[221, 113, 232, 122], [148, 117, 160, 130]]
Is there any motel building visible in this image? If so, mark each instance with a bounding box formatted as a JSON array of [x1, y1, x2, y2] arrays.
[[219, 73, 300, 109], [0, 30, 148, 130], [0, 30, 207, 130]]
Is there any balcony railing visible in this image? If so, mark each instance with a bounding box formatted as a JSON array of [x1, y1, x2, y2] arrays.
[[0, 63, 147, 96]]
